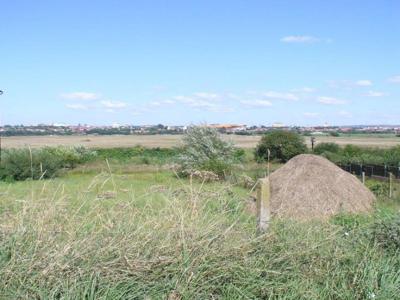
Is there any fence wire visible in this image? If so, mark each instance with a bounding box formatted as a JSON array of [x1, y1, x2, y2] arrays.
[[337, 163, 400, 179]]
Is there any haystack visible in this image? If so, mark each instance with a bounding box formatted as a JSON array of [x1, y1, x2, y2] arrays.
[[267, 154, 375, 219]]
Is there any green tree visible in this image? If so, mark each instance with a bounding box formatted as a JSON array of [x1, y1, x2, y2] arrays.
[[255, 130, 307, 162]]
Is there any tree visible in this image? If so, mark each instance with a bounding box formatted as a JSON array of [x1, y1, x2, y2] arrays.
[[255, 130, 307, 162], [177, 126, 236, 178]]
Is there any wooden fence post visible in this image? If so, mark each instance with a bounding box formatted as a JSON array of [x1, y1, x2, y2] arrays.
[[362, 171, 365, 185], [389, 172, 394, 198], [257, 178, 271, 233]]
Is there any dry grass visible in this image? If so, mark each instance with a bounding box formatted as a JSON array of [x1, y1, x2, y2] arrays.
[[2, 134, 399, 149], [1, 169, 400, 298], [268, 154, 375, 219]]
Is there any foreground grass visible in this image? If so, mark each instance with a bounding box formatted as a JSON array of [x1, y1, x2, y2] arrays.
[[1, 168, 400, 299]]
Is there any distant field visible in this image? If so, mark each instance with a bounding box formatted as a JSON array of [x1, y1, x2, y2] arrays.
[[2, 134, 400, 149]]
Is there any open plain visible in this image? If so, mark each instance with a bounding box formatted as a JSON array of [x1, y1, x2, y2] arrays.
[[2, 134, 400, 149]]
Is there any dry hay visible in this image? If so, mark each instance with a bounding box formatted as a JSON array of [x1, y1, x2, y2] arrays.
[[267, 154, 375, 219]]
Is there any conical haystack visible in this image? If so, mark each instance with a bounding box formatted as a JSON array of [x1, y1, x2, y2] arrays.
[[268, 154, 375, 219]]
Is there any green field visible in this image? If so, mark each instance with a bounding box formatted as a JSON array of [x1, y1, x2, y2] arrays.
[[1, 151, 400, 299]]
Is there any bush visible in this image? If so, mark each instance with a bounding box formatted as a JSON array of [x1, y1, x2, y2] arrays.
[[366, 181, 389, 198], [371, 215, 400, 251], [254, 130, 307, 163], [313, 142, 340, 155], [95, 146, 179, 165], [41, 146, 96, 168], [177, 126, 237, 178], [0, 146, 96, 181], [329, 131, 340, 137]]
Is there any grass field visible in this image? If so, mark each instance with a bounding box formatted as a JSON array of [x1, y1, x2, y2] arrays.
[[1, 156, 400, 298], [2, 133, 400, 149]]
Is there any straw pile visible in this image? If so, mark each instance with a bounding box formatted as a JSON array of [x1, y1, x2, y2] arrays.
[[267, 154, 375, 219]]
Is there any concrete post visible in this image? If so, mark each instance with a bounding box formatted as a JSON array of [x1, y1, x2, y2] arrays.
[[389, 172, 394, 198], [257, 178, 271, 233]]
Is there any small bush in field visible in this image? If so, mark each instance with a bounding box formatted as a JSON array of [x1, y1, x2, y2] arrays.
[[41, 146, 97, 168], [177, 126, 236, 178], [255, 130, 307, 163], [313, 142, 340, 155], [371, 215, 400, 251], [366, 181, 389, 198]]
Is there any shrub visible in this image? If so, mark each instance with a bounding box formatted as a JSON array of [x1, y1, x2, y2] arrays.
[[366, 181, 389, 198], [95, 146, 179, 165], [313, 142, 340, 155], [0, 146, 96, 181], [329, 131, 340, 137], [254, 130, 307, 163], [177, 126, 236, 178], [371, 215, 400, 251], [41, 146, 96, 168], [0, 148, 63, 181]]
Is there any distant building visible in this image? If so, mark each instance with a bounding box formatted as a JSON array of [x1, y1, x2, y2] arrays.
[[271, 123, 285, 128], [207, 124, 247, 132]]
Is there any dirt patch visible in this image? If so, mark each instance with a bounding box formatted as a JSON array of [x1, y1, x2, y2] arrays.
[[267, 154, 375, 219]]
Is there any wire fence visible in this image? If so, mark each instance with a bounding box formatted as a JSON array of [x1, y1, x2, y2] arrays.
[[337, 163, 400, 180]]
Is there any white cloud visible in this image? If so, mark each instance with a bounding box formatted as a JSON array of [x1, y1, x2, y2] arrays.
[[303, 112, 319, 117], [355, 80, 372, 86], [131, 110, 141, 116], [263, 91, 299, 101], [173, 93, 223, 111], [364, 91, 387, 97], [241, 100, 273, 108], [61, 92, 100, 100], [65, 103, 88, 110], [100, 100, 128, 109], [328, 79, 373, 89], [338, 110, 352, 117], [280, 35, 319, 43], [294, 87, 316, 93], [193, 92, 219, 100], [149, 100, 176, 107], [388, 75, 400, 83], [317, 96, 346, 105]]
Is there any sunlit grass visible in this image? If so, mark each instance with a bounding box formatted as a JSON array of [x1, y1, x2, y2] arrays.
[[1, 166, 400, 299]]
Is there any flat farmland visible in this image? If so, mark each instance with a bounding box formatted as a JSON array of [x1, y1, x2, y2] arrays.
[[1, 134, 400, 149]]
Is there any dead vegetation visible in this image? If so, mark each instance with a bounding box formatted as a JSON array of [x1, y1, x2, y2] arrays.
[[267, 154, 375, 219]]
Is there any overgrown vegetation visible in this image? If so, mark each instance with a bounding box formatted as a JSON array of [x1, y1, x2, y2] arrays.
[[177, 126, 241, 178], [314, 143, 400, 165], [95, 146, 179, 165], [371, 214, 400, 251], [1, 140, 400, 298], [255, 130, 307, 162], [1, 172, 400, 299], [0, 146, 96, 181]]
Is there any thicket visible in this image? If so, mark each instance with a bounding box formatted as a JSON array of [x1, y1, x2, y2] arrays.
[[315, 143, 400, 166], [255, 130, 307, 162], [95, 146, 179, 165], [0, 146, 96, 181]]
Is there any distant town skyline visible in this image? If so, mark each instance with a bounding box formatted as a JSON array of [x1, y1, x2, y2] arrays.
[[1, 1, 399, 126]]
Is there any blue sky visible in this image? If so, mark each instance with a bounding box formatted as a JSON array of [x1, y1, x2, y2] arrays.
[[1, 0, 399, 126]]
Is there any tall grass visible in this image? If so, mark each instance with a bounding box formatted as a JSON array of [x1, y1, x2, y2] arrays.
[[0, 146, 96, 181], [1, 171, 400, 299]]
